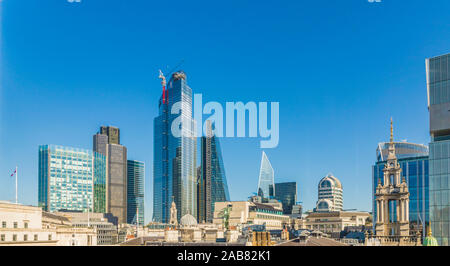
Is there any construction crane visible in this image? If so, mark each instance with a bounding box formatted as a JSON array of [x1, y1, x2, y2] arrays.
[[157, 59, 184, 105]]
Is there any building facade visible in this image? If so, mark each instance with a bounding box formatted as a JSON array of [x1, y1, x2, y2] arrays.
[[274, 182, 297, 215], [38, 145, 105, 213], [153, 71, 197, 223], [373, 142, 429, 233], [257, 151, 275, 200], [427, 53, 450, 245], [127, 160, 145, 226], [213, 201, 290, 230], [315, 174, 343, 212], [198, 120, 230, 223], [93, 126, 128, 224]]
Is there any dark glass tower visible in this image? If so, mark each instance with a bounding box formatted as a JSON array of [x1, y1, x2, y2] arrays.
[[198, 120, 230, 223], [153, 71, 197, 223], [93, 126, 128, 224], [427, 53, 450, 245], [274, 182, 297, 215], [127, 160, 145, 226]]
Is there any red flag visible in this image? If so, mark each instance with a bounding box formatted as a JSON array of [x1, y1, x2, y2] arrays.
[[10, 169, 16, 177]]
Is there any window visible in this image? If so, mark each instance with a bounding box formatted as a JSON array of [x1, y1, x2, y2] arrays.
[[48, 234, 52, 241], [1, 234, 5, 241], [1, 221, 5, 228], [13, 235, 17, 241], [24, 235, 28, 241], [13, 222, 18, 228], [24, 222, 28, 229], [34, 234, 38, 241]]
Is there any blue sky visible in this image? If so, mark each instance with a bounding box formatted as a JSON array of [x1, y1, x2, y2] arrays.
[[1, 0, 449, 223]]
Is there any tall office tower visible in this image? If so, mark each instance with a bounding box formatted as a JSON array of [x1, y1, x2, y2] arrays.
[[274, 182, 297, 215], [93, 126, 128, 224], [427, 53, 450, 245], [373, 141, 429, 234], [197, 120, 230, 223], [100, 126, 120, 145], [38, 145, 106, 212], [314, 174, 343, 212], [127, 160, 145, 226], [257, 151, 275, 200], [153, 71, 197, 223]]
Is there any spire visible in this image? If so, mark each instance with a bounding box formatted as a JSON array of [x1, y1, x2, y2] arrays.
[[390, 117, 394, 143]]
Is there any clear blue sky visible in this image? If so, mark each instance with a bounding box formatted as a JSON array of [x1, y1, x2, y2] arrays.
[[1, 0, 449, 223]]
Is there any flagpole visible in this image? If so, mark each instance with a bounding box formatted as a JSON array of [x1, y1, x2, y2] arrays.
[[15, 166, 18, 204]]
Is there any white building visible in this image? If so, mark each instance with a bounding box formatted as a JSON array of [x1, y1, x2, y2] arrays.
[[0, 201, 97, 246], [315, 174, 343, 212]]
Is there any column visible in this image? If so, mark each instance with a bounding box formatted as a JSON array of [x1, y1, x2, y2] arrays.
[[376, 200, 380, 223], [396, 200, 400, 223]]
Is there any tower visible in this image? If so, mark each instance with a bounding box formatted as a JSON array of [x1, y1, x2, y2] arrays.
[[375, 119, 410, 237], [257, 151, 275, 201], [169, 197, 178, 226]]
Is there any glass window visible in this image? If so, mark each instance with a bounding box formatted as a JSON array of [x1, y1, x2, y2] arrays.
[[13, 222, 17, 228]]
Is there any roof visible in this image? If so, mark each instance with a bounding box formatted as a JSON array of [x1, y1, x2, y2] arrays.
[[180, 214, 198, 226]]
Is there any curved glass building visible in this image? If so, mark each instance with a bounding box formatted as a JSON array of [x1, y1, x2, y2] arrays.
[[257, 151, 275, 200], [153, 71, 197, 223]]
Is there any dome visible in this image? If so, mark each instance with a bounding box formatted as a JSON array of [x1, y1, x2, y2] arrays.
[[423, 227, 438, 246], [319, 174, 342, 189], [180, 214, 198, 226]]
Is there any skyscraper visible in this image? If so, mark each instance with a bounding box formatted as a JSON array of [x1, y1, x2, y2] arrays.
[[38, 145, 106, 212], [315, 174, 343, 212], [427, 53, 450, 245], [257, 151, 274, 200], [274, 182, 297, 215], [93, 126, 128, 224], [153, 71, 197, 223], [373, 141, 429, 234], [197, 120, 230, 223], [127, 160, 145, 226]]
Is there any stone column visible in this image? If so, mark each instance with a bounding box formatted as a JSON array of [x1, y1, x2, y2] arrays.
[[396, 200, 400, 223]]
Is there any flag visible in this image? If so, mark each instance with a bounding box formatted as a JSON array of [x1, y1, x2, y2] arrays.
[[10, 169, 16, 177]]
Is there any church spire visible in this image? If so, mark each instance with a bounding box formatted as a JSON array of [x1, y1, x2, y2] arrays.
[[390, 117, 394, 143]]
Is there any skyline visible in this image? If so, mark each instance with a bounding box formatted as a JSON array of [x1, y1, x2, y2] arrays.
[[1, 0, 450, 224]]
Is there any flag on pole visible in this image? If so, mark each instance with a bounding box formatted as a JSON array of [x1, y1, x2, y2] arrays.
[[10, 169, 16, 177]]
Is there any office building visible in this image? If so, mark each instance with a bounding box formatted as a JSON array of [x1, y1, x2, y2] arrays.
[[427, 53, 450, 245], [153, 71, 197, 223], [274, 182, 297, 215], [213, 201, 290, 230], [127, 160, 145, 226], [314, 174, 343, 212], [373, 141, 429, 233], [198, 120, 230, 223], [93, 126, 128, 224], [38, 145, 105, 212], [257, 151, 274, 200]]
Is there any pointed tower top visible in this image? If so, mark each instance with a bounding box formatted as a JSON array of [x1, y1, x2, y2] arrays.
[[390, 117, 394, 143]]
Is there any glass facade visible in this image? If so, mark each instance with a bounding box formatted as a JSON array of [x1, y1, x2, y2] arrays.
[[198, 121, 230, 222], [257, 151, 274, 200], [274, 182, 297, 214], [38, 145, 106, 212], [127, 160, 145, 226], [373, 142, 429, 235], [153, 72, 197, 223], [427, 53, 450, 245]]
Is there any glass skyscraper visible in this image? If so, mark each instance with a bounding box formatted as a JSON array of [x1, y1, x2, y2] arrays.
[[197, 120, 230, 223], [38, 145, 106, 212], [127, 160, 145, 226], [373, 142, 429, 233], [153, 71, 197, 223], [274, 182, 297, 214], [427, 53, 450, 245], [257, 151, 275, 200]]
